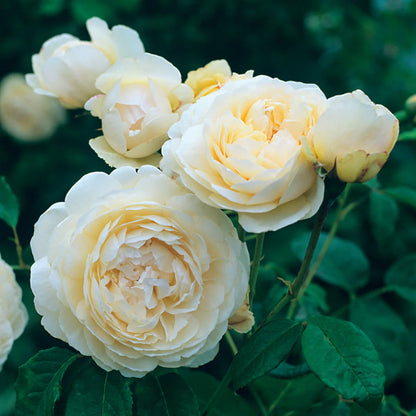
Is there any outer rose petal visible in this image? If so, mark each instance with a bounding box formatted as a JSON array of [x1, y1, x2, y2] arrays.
[[162, 75, 326, 232], [0, 256, 28, 370], [30, 167, 251, 377]]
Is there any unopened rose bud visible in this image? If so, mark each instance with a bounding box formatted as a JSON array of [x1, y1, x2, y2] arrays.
[[185, 59, 253, 101], [306, 90, 399, 183], [26, 17, 144, 109], [405, 94, 416, 116], [0, 73, 65, 142]]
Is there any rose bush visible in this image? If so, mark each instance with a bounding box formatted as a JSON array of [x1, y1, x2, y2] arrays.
[[85, 56, 193, 168], [0, 73, 65, 141], [305, 90, 399, 183], [30, 166, 250, 377], [161, 75, 326, 233], [26, 17, 144, 109], [0, 255, 28, 370]]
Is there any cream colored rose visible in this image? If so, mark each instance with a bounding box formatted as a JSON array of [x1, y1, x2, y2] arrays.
[[85, 56, 193, 168], [30, 166, 250, 377], [305, 90, 399, 183], [185, 59, 253, 101], [0, 255, 28, 370], [161, 75, 325, 233], [0, 73, 65, 141], [26, 17, 144, 109]]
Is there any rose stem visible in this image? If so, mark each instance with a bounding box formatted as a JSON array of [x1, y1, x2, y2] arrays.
[[258, 179, 347, 328], [249, 232, 265, 307], [12, 226, 28, 270]]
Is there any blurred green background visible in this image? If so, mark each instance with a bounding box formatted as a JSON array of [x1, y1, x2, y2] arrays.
[[2, 0, 416, 414]]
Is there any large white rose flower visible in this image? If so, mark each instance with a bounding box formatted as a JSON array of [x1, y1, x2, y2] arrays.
[[85, 56, 193, 168], [26, 17, 144, 109], [0, 73, 65, 142], [30, 166, 250, 377], [0, 255, 28, 370], [161, 75, 326, 233], [305, 90, 399, 183]]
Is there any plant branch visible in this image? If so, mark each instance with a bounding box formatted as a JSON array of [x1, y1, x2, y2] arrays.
[[249, 233, 265, 307], [12, 226, 28, 270]]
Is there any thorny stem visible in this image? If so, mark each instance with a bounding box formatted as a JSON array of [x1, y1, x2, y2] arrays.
[[249, 233, 265, 307], [258, 180, 348, 328], [286, 184, 353, 319]]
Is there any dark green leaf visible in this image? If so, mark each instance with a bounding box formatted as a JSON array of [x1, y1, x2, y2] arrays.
[[350, 297, 407, 382], [385, 254, 416, 303], [181, 370, 256, 416], [0, 176, 19, 228], [64, 361, 132, 416], [15, 347, 80, 416], [302, 316, 385, 406], [253, 374, 328, 414], [291, 232, 369, 292], [384, 187, 416, 209], [369, 192, 399, 247], [308, 399, 350, 416], [133, 373, 199, 416], [231, 318, 303, 390]]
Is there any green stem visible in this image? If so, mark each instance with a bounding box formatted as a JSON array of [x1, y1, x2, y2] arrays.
[[12, 226, 27, 270], [202, 367, 232, 415], [286, 184, 353, 319], [398, 406, 412, 416], [205, 331, 267, 416], [238, 224, 246, 242], [267, 381, 293, 414], [249, 233, 265, 307], [225, 331, 238, 356]]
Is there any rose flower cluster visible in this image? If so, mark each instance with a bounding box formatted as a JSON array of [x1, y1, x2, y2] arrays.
[[0, 17, 398, 377]]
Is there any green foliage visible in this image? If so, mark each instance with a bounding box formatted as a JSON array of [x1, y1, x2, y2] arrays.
[[231, 318, 303, 390], [350, 297, 408, 383], [302, 316, 385, 407], [133, 372, 198, 416], [0, 177, 19, 228], [292, 232, 370, 292], [385, 254, 416, 303], [64, 361, 133, 416], [181, 370, 256, 416], [369, 192, 399, 248], [15, 347, 81, 416]]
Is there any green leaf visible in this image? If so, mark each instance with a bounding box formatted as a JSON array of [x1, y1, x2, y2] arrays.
[[133, 373, 199, 416], [181, 370, 256, 416], [350, 297, 407, 382], [384, 187, 416, 209], [291, 232, 369, 292], [369, 192, 399, 247], [231, 318, 303, 390], [64, 361, 132, 416], [385, 254, 416, 303], [302, 316, 385, 406], [0, 176, 19, 228], [308, 399, 350, 416], [253, 374, 328, 414], [15, 347, 80, 416]]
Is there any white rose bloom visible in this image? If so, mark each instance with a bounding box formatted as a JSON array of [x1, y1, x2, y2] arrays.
[[26, 17, 145, 109], [85, 56, 193, 168], [306, 90, 399, 183], [0, 255, 28, 370], [0, 73, 65, 142], [161, 75, 326, 233], [30, 166, 250, 377]]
